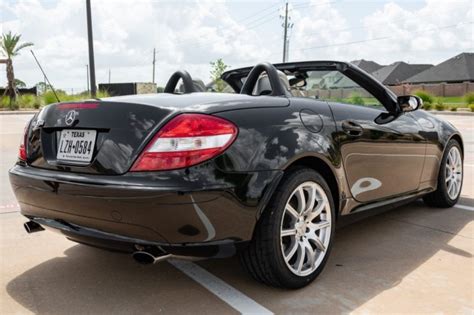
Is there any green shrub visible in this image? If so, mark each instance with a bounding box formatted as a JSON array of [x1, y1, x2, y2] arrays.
[[96, 90, 110, 99], [43, 90, 62, 105], [469, 104, 474, 112], [17, 94, 37, 108], [422, 103, 432, 110], [350, 93, 365, 105], [414, 90, 434, 104], [450, 106, 457, 112], [1, 96, 18, 110], [435, 103, 445, 111], [42, 90, 110, 105], [464, 92, 474, 105], [1, 96, 10, 108]]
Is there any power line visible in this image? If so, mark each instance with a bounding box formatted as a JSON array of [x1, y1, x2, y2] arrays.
[[159, 5, 279, 49], [234, 2, 279, 24], [246, 14, 279, 30], [297, 21, 473, 52], [292, 1, 337, 9], [245, 9, 279, 28]]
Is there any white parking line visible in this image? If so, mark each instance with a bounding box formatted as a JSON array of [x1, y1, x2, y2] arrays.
[[169, 259, 273, 315], [454, 204, 474, 211]]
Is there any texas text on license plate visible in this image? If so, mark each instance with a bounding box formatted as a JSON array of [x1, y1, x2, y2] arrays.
[[57, 129, 97, 163]]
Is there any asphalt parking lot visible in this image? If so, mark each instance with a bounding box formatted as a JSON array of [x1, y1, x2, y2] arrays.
[[0, 113, 473, 314]]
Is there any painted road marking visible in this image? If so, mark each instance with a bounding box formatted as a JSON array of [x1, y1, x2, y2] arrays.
[[169, 259, 273, 315], [0, 203, 18, 209], [455, 204, 474, 211]]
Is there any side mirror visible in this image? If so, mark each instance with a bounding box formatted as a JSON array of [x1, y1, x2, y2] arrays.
[[397, 95, 422, 112]]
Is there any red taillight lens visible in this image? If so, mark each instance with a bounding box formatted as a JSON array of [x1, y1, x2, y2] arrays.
[[131, 114, 238, 171], [19, 122, 28, 161]]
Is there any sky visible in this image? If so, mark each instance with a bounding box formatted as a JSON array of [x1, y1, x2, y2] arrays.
[[1, 0, 473, 92]]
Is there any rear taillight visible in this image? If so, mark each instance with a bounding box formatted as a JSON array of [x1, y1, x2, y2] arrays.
[[131, 114, 238, 171], [18, 122, 29, 161]]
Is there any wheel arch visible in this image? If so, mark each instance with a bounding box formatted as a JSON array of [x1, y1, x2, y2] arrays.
[[283, 156, 341, 219], [449, 133, 464, 157], [256, 154, 341, 226]]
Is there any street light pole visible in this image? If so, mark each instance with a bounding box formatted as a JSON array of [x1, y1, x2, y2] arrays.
[[86, 0, 97, 97]]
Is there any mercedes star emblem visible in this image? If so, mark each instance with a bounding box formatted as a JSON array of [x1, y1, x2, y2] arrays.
[[65, 110, 77, 126]]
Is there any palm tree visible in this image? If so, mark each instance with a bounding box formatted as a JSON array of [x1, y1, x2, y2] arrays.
[[1, 32, 33, 104]]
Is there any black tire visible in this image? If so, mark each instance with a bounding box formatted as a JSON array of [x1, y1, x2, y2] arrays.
[[239, 167, 336, 289], [423, 139, 463, 208]]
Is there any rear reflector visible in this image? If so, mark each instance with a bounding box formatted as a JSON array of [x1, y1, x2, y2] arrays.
[[130, 114, 238, 171], [18, 120, 29, 161]]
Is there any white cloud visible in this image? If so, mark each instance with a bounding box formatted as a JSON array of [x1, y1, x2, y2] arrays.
[[1, 0, 271, 90], [290, 0, 352, 61], [358, 0, 473, 64], [1, 0, 472, 91], [290, 0, 472, 65]]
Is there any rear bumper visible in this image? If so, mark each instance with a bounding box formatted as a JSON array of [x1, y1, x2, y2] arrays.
[[25, 216, 248, 257], [9, 165, 282, 253]]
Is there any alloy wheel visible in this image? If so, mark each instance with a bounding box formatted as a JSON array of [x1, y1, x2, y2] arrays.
[[280, 181, 332, 276], [445, 146, 463, 200]]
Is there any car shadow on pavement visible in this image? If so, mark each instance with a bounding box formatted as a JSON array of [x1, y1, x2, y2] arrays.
[[197, 198, 474, 313], [6, 198, 473, 314]]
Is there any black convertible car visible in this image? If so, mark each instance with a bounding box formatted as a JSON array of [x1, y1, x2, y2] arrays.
[[9, 61, 463, 288]]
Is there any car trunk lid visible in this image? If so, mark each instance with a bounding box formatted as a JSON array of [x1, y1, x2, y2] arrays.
[[26, 101, 172, 175], [25, 93, 288, 175]]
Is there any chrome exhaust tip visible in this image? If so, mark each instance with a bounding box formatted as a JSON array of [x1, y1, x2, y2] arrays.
[[132, 248, 171, 265], [24, 221, 45, 234]]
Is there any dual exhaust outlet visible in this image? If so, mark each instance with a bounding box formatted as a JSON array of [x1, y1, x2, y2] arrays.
[[24, 220, 171, 265]]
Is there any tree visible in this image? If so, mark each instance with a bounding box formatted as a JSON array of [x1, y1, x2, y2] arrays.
[[0, 31, 34, 105], [209, 58, 229, 92], [36, 81, 49, 94], [14, 78, 26, 88]]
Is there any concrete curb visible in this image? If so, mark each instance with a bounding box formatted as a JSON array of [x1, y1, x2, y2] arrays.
[[428, 111, 474, 116], [0, 110, 39, 115]]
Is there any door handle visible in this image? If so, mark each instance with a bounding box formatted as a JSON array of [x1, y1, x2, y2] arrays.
[[342, 120, 363, 136]]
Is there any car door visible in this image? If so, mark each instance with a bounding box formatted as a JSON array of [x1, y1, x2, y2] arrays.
[[311, 69, 426, 203], [330, 103, 425, 202]]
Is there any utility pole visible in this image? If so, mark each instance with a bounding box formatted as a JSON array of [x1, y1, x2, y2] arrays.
[[86, 0, 97, 97], [108, 69, 111, 84], [152, 48, 156, 84], [86, 65, 90, 94], [282, 2, 289, 63], [281, 2, 293, 63]]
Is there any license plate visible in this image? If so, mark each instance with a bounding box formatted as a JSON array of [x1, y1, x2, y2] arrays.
[[57, 129, 96, 163]]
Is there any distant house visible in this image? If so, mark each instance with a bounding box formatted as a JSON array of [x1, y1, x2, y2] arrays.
[[371, 62, 433, 85], [98, 82, 157, 96], [320, 72, 360, 89], [405, 53, 474, 84], [350, 59, 384, 73]]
